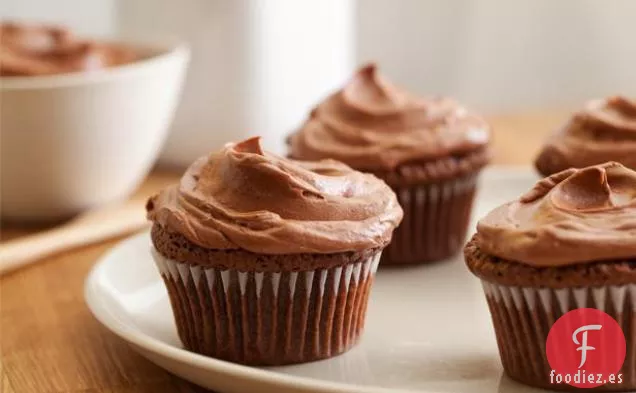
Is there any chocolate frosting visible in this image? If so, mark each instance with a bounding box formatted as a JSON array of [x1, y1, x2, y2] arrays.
[[476, 162, 636, 266], [535, 96, 636, 173], [0, 22, 136, 76], [287, 64, 490, 171], [147, 137, 403, 254]]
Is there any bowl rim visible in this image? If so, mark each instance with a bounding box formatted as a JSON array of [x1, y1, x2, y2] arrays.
[[0, 39, 190, 90]]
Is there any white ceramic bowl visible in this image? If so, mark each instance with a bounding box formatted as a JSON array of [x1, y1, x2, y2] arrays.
[[0, 41, 190, 222]]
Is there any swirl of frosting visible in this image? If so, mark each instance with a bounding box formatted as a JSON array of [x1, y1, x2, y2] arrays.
[[147, 137, 403, 254], [288, 64, 490, 171], [0, 22, 136, 76], [476, 162, 636, 266], [535, 96, 636, 173]]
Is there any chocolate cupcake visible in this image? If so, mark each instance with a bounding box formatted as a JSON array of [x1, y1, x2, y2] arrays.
[[147, 137, 403, 365], [465, 162, 636, 391], [288, 64, 491, 264], [535, 96, 636, 177]]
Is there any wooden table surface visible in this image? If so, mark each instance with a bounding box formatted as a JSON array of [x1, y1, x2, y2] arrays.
[[0, 111, 562, 393]]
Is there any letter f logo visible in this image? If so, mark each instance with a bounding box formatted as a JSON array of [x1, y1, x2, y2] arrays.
[[547, 309, 626, 389], [572, 324, 602, 368]]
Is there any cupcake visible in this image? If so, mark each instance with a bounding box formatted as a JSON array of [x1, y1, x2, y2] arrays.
[[535, 96, 636, 177], [288, 64, 491, 264], [465, 162, 636, 391], [146, 137, 403, 365]]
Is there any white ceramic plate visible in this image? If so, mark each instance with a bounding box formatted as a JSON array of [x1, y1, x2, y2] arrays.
[[85, 167, 550, 393]]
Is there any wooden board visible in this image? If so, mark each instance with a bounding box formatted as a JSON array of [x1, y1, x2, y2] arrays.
[[0, 112, 561, 393]]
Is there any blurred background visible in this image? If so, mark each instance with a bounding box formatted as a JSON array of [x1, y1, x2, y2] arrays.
[[4, 0, 635, 159], [4, 0, 636, 110], [1, 0, 635, 222]]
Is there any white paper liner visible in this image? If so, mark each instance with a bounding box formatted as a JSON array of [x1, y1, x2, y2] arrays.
[[481, 281, 636, 391], [152, 249, 382, 366], [384, 174, 478, 264]]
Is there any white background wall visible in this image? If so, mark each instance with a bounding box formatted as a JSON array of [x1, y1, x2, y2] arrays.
[[3, 0, 636, 114], [357, 0, 636, 113], [1, 0, 116, 37]]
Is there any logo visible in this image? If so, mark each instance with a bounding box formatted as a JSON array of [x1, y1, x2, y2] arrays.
[[546, 308, 626, 388], [572, 324, 602, 368]]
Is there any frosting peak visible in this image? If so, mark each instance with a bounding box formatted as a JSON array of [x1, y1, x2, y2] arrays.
[[288, 63, 490, 171], [535, 96, 636, 174], [580, 96, 636, 135], [232, 136, 264, 154], [477, 162, 636, 266], [343, 64, 411, 112], [552, 166, 614, 211], [148, 137, 403, 254]]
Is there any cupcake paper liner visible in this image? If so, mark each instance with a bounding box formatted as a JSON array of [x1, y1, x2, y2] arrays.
[[382, 174, 478, 264], [152, 249, 382, 365], [481, 281, 636, 391]]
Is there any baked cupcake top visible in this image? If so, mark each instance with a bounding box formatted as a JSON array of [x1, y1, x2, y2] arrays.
[[476, 162, 636, 266], [147, 137, 403, 254], [287, 64, 490, 172], [0, 22, 136, 76], [535, 96, 636, 175]]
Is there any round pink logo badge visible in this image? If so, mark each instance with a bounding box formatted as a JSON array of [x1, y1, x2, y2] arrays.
[[546, 308, 626, 388]]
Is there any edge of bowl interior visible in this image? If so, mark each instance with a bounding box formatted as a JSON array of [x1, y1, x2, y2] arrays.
[[0, 39, 191, 90]]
